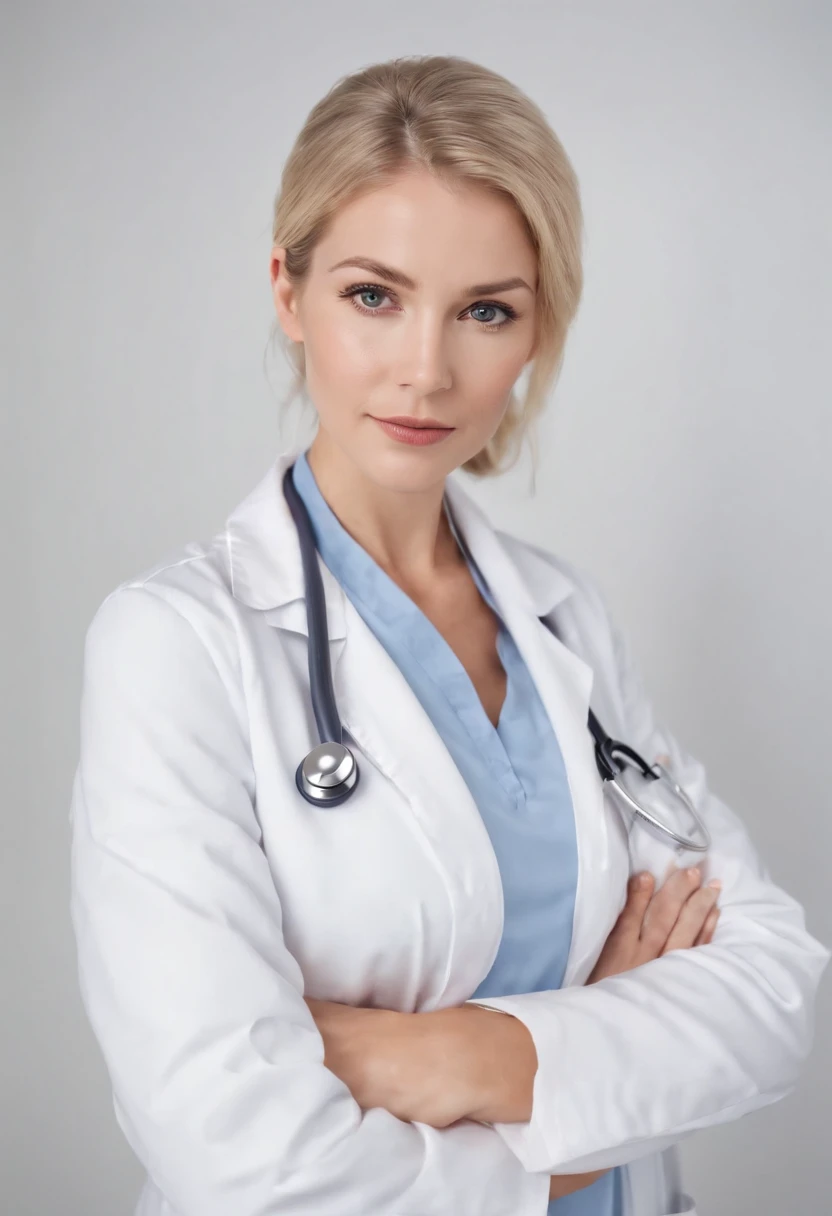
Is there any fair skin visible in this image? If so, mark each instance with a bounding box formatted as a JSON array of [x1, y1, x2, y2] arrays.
[[271, 165, 721, 1201]]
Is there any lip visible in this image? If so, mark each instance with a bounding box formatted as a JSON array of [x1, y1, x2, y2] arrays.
[[370, 414, 456, 448], [373, 415, 453, 429]]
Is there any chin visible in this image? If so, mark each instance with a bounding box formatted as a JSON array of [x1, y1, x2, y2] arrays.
[[361, 445, 461, 491]]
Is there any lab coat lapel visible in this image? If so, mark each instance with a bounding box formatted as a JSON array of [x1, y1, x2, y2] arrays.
[[442, 476, 621, 987], [333, 601, 508, 1006]]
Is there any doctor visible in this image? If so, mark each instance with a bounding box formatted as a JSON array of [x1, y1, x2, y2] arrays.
[[69, 55, 829, 1216]]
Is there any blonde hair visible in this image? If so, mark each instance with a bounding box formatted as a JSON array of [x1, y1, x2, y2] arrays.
[[268, 54, 584, 478]]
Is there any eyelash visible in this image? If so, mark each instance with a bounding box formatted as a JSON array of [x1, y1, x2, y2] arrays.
[[337, 282, 519, 331]]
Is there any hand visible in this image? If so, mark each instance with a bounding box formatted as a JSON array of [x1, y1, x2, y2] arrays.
[[304, 997, 483, 1128], [549, 1169, 610, 1201], [306, 1004, 614, 1202], [586, 862, 721, 985]]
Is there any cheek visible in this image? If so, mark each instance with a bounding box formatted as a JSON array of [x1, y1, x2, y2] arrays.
[[304, 306, 384, 395], [461, 337, 530, 401]]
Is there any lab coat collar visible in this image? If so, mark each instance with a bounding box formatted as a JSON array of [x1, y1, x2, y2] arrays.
[[223, 441, 578, 634], [224, 443, 348, 638]]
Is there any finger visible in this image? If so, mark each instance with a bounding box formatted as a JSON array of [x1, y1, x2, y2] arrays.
[[694, 906, 720, 946], [615, 872, 655, 935], [602, 873, 654, 948], [639, 865, 703, 956], [662, 885, 720, 952]]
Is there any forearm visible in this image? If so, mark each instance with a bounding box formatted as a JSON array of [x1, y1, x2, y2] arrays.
[[307, 997, 539, 1128], [307, 1000, 613, 1203]]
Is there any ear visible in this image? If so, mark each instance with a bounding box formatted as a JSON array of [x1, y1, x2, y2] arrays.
[[270, 245, 304, 343]]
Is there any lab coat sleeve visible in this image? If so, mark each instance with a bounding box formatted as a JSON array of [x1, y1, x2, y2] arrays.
[[463, 567, 831, 1175], [69, 584, 550, 1216]]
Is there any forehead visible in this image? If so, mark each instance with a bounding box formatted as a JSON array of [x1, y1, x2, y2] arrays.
[[313, 168, 538, 288]]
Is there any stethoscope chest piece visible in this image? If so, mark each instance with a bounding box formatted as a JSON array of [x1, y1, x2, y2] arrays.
[[296, 742, 360, 807]]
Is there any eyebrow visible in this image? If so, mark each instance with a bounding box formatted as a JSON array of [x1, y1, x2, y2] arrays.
[[327, 256, 534, 296]]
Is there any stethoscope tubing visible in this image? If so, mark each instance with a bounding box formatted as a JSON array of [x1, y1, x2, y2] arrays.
[[282, 465, 711, 852], [283, 464, 344, 746]]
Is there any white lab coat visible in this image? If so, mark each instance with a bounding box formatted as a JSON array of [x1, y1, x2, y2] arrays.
[[69, 443, 830, 1216]]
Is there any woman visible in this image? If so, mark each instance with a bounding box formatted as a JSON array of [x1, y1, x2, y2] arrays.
[[69, 56, 829, 1216]]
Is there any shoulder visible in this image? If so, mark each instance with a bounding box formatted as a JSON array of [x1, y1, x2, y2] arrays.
[[82, 528, 244, 698], [96, 528, 231, 614]]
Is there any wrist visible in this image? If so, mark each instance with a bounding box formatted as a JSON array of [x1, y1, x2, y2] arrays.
[[442, 1002, 538, 1125]]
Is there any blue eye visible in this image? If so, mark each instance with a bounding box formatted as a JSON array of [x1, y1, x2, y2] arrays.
[[337, 283, 395, 315], [357, 289, 386, 309], [337, 282, 519, 330], [471, 304, 511, 325]]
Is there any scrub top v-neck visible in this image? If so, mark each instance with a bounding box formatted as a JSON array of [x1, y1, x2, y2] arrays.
[[290, 448, 623, 1216]]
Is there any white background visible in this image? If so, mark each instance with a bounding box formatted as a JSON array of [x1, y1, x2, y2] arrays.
[[3, 2, 830, 1212]]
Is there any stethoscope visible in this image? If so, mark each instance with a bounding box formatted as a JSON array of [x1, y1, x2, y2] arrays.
[[282, 466, 711, 853]]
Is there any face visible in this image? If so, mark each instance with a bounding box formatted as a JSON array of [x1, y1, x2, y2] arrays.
[[270, 166, 539, 492]]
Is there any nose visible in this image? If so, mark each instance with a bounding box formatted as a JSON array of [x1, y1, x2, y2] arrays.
[[394, 311, 453, 396]]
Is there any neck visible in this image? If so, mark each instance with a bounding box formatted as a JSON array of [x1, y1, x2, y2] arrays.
[[304, 429, 464, 592]]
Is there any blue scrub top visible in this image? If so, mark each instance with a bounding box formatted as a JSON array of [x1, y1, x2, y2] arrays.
[[290, 449, 623, 1216]]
